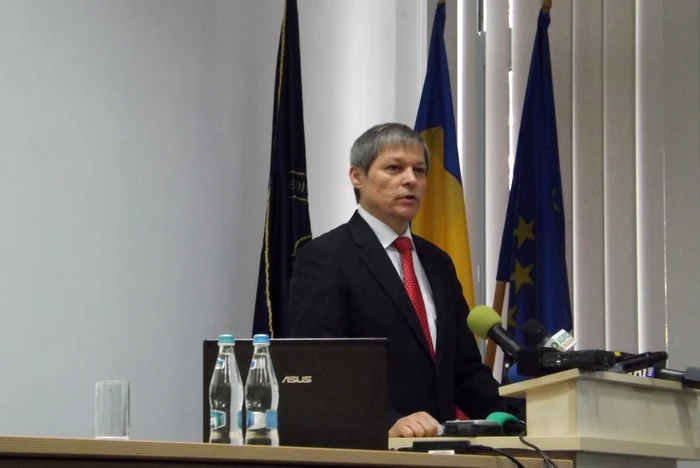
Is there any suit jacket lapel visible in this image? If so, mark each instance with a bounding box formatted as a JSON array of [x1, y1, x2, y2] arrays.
[[415, 237, 449, 368], [347, 212, 434, 360]]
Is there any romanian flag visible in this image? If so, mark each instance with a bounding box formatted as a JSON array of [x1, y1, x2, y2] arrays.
[[413, 0, 475, 309]]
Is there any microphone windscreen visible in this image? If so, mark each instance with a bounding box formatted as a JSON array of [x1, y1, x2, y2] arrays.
[[467, 305, 502, 339], [521, 319, 548, 346], [486, 412, 526, 435], [486, 412, 520, 426], [507, 364, 531, 384]]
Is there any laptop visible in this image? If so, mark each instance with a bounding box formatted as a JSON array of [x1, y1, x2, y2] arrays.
[[202, 337, 388, 450]]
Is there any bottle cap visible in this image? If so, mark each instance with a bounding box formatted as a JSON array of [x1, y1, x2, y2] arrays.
[[253, 334, 270, 345], [218, 334, 235, 345]]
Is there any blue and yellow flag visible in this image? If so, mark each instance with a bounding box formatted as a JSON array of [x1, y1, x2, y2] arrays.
[[413, 0, 475, 309], [252, 0, 312, 338], [496, 10, 572, 345]]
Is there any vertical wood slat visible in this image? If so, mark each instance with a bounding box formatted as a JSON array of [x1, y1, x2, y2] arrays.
[[458, 0, 486, 306], [635, 0, 666, 354], [663, 0, 700, 370], [484, 0, 511, 377], [548, 0, 574, 329], [572, 0, 605, 349], [484, 0, 511, 306], [603, 0, 638, 353]]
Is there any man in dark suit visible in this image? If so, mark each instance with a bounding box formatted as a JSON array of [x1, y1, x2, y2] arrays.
[[288, 123, 503, 438]]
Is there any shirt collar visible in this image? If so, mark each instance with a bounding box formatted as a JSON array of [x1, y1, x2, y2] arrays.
[[357, 206, 414, 251]]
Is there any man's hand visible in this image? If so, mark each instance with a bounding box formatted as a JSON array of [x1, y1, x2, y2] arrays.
[[388, 411, 440, 438]]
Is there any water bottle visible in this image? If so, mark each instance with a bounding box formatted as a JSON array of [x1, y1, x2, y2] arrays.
[[208, 334, 244, 444], [244, 334, 279, 446]]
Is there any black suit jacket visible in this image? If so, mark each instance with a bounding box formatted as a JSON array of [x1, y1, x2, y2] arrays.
[[288, 212, 504, 426]]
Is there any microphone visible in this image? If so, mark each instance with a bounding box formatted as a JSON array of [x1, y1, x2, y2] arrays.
[[506, 363, 531, 384], [628, 365, 700, 389], [467, 306, 624, 379], [521, 319, 576, 351], [485, 412, 526, 436], [656, 366, 700, 389], [467, 305, 524, 358], [608, 351, 668, 373]]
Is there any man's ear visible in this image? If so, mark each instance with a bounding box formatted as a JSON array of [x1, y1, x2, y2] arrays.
[[349, 166, 365, 191]]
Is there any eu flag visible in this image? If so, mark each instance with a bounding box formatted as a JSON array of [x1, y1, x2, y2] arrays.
[[496, 10, 572, 345], [252, 0, 312, 338], [412, 0, 475, 310]]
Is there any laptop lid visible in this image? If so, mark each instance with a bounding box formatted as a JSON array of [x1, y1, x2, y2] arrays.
[[202, 337, 388, 450]]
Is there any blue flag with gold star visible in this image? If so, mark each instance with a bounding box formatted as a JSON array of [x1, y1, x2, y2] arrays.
[[496, 10, 572, 345]]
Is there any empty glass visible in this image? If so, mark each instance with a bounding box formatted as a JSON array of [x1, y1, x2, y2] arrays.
[[94, 380, 130, 440]]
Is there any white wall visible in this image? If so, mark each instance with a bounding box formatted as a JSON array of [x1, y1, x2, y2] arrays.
[[0, 0, 424, 442], [300, 0, 425, 235], [0, 0, 282, 441]]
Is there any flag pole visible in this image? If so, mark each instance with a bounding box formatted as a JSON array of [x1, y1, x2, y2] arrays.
[[484, 280, 507, 370]]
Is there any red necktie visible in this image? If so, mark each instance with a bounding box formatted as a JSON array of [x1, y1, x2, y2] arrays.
[[393, 236, 435, 359]]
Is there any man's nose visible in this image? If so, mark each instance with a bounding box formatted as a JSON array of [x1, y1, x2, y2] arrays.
[[403, 168, 417, 184]]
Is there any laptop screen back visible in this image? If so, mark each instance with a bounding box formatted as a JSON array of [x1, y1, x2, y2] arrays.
[[202, 337, 388, 450]]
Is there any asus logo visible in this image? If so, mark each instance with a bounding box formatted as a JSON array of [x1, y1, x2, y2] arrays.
[[282, 376, 312, 384]]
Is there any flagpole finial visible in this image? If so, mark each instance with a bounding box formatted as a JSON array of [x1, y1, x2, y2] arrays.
[[542, 0, 552, 13]]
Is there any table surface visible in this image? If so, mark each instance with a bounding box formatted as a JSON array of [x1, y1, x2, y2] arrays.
[[0, 435, 572, 468]]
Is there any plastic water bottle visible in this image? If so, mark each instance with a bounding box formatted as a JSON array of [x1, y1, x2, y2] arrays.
[[244, 334, 279, 446], [208, 334, 244, 444]]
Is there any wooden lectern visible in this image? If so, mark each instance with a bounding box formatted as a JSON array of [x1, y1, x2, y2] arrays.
[[391, 369, 700, 467]]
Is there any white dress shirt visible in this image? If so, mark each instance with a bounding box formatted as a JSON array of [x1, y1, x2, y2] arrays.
[[357, 206, 437, 347]]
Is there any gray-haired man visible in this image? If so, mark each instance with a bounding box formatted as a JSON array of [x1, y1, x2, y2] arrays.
[[288, 123, 503, 438]]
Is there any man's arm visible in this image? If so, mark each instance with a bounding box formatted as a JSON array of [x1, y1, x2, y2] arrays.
[[287, 241, 350, 338]]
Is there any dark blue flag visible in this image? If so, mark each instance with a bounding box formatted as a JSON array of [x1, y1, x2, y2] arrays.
[[496, 10, 572, 346], [253, 0, 312, 338]]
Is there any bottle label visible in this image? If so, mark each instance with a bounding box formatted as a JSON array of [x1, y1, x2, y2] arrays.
[[250, 358, 265, 370], [266, 410, 278, 430], [245, 410, 277, 430], [210, 410, 226, 430], [215, 358, 224, 369], [246, 411, 266, 430]]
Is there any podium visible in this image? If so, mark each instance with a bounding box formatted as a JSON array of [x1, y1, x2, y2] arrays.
[[391, 369, 700, 467]]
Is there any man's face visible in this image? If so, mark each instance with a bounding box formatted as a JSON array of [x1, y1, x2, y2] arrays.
[[350, 144, 428, 232]]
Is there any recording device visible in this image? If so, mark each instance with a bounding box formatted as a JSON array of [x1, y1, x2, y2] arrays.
[[467, 305, 524, 358], [516, 347, 619, 377], [442, 419, 503, 437], [608, 351, 669, 373], [441, 412, 526, 438], [521, 319, 576, 351], [407, 439, 474, 454]]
